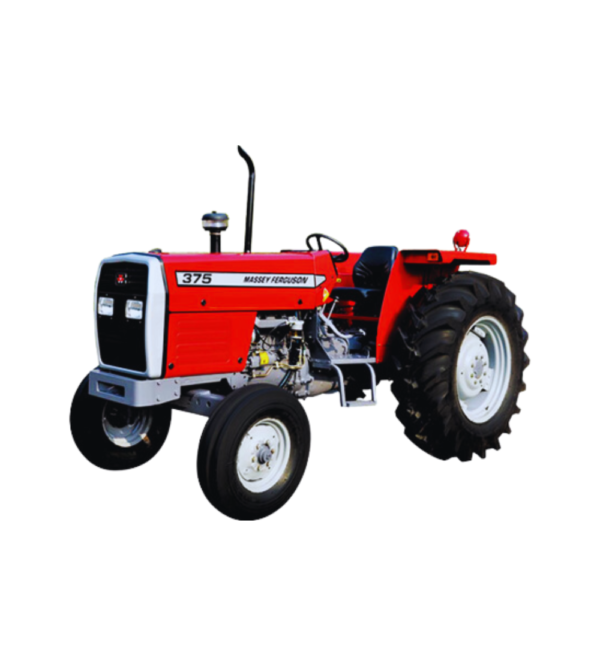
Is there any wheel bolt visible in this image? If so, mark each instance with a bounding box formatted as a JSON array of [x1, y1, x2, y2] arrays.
[[252, 456, 256, 462], [271, 448, 275, 454]]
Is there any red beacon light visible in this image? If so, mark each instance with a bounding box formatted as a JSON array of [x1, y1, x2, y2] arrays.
[[453, 229, 470, 252]]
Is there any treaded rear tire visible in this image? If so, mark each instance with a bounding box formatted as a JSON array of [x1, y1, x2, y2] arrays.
[[390, 271, 529, 461]]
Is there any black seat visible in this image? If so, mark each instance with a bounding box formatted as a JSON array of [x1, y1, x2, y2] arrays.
[[330, 246, 398, 316]]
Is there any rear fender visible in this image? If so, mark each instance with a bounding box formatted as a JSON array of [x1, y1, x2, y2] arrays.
[[375, 250, 496, 364]]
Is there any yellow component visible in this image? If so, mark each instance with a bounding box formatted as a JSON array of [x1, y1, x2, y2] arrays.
[[259, 351, 270, 366], [322, 288, 330, 303], [336, 277, 342, 283]]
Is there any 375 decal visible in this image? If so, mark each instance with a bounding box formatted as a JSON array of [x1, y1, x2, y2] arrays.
[[175, 271, 327, 288], [178, 272, 213, 285]]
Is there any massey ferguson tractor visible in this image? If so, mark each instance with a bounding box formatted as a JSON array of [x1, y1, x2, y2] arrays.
[[70, 147, 529, 520]]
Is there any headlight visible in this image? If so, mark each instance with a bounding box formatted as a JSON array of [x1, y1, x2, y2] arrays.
[[126, 299, 144, 320], [98, 297, 114, 316]]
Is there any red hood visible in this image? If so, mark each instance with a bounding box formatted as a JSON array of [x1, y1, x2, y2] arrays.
[[159, 250, 338, 313]]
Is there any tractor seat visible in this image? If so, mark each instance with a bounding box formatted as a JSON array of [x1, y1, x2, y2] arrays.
[[330, 246, 398, 316]]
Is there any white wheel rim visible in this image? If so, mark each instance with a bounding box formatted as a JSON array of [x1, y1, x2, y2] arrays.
[[455, 316, 512, 424], [102, 404, 152, 448], [236, 418, 292, 493]]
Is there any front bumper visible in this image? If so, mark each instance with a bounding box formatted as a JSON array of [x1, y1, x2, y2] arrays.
[[89, 369, 183, 407], [88, 368, 236, 408]]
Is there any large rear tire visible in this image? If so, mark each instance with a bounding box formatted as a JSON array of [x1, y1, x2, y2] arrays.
[[390, 272, 528, 461], [198, 384, 311, 520], [70, 375, 171, 470]]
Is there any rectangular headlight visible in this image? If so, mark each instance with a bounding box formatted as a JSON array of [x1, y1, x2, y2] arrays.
[[125, 299, 144, 320], [98, 297, 114, 316]]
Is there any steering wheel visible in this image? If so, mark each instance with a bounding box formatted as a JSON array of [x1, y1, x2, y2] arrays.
[[305, 233, 349, 264]]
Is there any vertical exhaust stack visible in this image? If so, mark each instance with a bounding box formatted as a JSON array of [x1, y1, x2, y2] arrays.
[[238, 146, 255, 253]]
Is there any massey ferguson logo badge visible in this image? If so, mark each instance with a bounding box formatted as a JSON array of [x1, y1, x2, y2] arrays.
[[115, 272, 128, 285], [176, 271, 327, 289]]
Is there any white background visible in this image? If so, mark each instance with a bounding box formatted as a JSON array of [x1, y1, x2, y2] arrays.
[[1, 1, 599, 664]]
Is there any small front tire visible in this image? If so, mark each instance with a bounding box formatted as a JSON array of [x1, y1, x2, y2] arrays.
[[70, 375, 171, 470], [198, 384, 311, 520]]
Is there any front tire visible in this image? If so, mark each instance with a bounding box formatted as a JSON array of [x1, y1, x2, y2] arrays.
[[70, 375, 171, 470], [390, 272, 529, 461], [198, 385, 311, 520]]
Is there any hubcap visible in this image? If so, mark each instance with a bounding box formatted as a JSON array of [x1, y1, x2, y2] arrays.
[[102, 404, 153, 448], [455, 316, 512, 424], [236, 418, 291, 493]]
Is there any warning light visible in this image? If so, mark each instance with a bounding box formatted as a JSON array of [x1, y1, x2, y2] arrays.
[[453, 230, 470, 252]]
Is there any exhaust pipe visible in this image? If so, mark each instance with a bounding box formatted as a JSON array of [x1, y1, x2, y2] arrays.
[[238, 146, 255, 253]]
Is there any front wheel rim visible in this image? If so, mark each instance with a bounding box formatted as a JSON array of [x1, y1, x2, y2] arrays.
[[236, 418, 292, 493], [102, 404, 153, 448], [455, 315, 512, 424]]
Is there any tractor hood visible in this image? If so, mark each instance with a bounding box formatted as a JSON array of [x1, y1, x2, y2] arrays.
[[159, 251, 338, 313]]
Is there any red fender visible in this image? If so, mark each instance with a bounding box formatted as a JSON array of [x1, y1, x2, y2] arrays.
[[375, 250, 496, 363]]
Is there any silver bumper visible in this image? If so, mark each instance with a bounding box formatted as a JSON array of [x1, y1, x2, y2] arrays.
[[88, 368, 236, 409]]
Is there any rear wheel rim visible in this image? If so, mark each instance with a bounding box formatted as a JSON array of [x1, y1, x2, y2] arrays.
[[102, 404, 153, 448], [236, 418, 291, 493], [455, 316, 512, 424]]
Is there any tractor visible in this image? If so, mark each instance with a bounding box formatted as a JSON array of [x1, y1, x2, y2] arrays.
[[70, 147, 529, 520]]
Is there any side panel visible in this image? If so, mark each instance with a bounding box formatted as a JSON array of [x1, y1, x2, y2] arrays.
[[164, 311, 256, 377], [160, 252, 340, 377]]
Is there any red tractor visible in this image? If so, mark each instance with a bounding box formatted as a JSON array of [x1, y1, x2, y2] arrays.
[[70, 147, 529, 520]]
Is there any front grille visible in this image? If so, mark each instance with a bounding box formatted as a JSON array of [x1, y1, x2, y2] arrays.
[[97, 261, 148, 372]]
